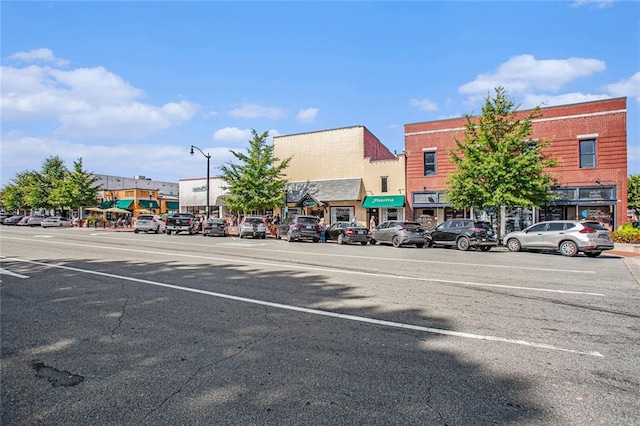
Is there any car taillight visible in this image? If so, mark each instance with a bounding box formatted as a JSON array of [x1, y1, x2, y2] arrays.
[[188, 219, 192, 225], [580, 228, 596, 234], [398, 226, 406, 231], [293, 223, 302, 229], [469, 227, 485, 232], [346, 228, 354, 235], [152, 217, 157, 222]]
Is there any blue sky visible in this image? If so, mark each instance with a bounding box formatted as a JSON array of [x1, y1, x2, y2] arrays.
[[1, 0, 639, 188]]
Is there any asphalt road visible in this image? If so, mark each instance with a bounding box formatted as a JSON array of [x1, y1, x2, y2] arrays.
[[1, 226, 639, 425]]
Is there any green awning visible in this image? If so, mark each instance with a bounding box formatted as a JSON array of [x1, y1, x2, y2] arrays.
[[165, 201, 179, 210], [100, 200, 114, 209], [116, 199, 134, 209], [362, 195, 405, 208], [139, 199, 160, 209]]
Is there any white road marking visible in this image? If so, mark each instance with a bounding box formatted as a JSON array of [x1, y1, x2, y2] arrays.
[[88, 234, 597, 275], [0, 268, 30, 279], [0, 237, 605, 296], [4, 257, 604, 358]]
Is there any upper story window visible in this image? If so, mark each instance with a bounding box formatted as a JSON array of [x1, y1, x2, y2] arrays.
[[580, 139, 596, 168], [424, 151, 436, 175], [381, 176, 388, 193]]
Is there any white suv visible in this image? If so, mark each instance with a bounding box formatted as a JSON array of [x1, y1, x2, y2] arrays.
[[134, 215, 166, 234], [503, 220, 614, 257]]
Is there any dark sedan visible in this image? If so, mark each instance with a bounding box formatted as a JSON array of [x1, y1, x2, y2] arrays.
[[326, 221, 372, 245], [203, 218, 228, 237]]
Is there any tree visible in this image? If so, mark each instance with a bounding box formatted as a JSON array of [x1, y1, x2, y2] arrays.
[[446, 87, 558, 241], [628, 174, 640, 218], [24, 156, 68, 210], [0, 172, 33, 212], [51, 158, 100, 213], [218, 129, 291, 214]]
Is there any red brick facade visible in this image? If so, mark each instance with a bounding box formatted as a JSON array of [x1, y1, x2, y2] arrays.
[[405, 98, 628, 229]]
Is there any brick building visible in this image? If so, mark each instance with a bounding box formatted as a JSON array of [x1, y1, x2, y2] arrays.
[[405, 97, 628, 230]]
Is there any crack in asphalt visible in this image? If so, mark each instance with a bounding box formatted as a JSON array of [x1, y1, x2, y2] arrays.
[[139, 312, 277, 423], [110, 281, 130, 340]]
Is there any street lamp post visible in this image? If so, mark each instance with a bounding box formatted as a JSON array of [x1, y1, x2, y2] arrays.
[[190, 145, 211, 219]]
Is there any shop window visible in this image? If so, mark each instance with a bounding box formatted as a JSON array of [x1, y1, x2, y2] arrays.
[[381, 176, 388, 193], [424, 151, 436, 175], [580, 139, 596, 168]]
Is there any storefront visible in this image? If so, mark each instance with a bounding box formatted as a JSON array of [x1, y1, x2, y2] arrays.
[[541, 185, 617, 230], [361, 195, 405, 225]]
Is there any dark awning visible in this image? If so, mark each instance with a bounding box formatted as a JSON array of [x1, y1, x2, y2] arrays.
[[116, 199, 134, 209], [362, 195, 405, 208], [165, 201, 179, 210], [139, 199, 160, 209]]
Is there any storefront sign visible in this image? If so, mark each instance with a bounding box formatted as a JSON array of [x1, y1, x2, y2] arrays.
[[192, 185, 207, 193], [413, 192, 439, 203], [578, 188, 613, 200]]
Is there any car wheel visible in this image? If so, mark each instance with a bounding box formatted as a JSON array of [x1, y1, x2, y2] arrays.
[[155, 227, 159, 234], [559, 240, 578, 257], [134, 229, 139, 234], [337, 234, 345, 245], [506, 238, 521, 252], [416, 243, 425, 248], [479, 246, 492, 252], [584, 251, 602, 257], [166, 230, 172, 235], [286, 231, 293, 242], [312, 238, 319, 243], [456, 236, 470, 251], [370, 239, 376, 245], [360, 241, 368, 246], [392, 236, 402, 248]]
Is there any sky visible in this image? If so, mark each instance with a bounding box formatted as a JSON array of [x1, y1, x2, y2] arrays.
[[1, 0, 639, 188]]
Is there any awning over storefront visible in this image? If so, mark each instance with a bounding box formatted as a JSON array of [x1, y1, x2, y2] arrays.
[[116, 199, 134, 209], [100, 201, 114, 209], [362, 195, 405, 208], [165, 201, 179, 210], [139, 199, 160, 209]]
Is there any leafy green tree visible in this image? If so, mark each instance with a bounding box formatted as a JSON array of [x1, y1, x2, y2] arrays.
[[24, 156, 68, 210], [627, 174, 640, 218], [0, 172, 33, 212], [446, 87, 557, 241], [218, 129, 291, 214], [50, 158, 100, 213]]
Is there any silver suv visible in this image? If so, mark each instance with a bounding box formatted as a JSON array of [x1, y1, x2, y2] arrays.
[[371, 221, 426, 248], [134, 215, 166, 234], [503, 220, 614, 257]]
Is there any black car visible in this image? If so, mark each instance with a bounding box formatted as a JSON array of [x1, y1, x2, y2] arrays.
[[276, 215, 321, 242], [426, 219, 498, 251], [203, 218, 228, 237], [326, 221, 372, 245]]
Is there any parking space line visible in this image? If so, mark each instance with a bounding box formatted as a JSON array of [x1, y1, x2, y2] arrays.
[[4, 257, 604, 358], [0, 237, 605, 296]]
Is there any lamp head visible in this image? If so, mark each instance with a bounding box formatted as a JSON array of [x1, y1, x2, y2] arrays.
[[190, 146, 195, 156]]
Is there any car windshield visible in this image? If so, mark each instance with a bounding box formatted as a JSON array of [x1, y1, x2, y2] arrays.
[[583, 221, 608, 231], [403, 222, 422, 230], [245, 218, 263, 224], [473, 222, 492, 230], [138, 215, 153, 221]]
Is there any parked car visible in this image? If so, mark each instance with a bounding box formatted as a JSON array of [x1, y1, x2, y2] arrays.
[[26, 215, 47, 227], [425, 219, 497, 251], [3, 215, 25, 225], [0, 213, 14, 223], [41, 216, 72, 228], [502, 220, 614, 257], [277, 215, 321, 242], [16, 216, 30, 226], [239, 216, 267, 239], [371, 221, 426, 248], [203, 218, 228, 237], [326, 221, 372, 245], [134, 214, 166, 234]]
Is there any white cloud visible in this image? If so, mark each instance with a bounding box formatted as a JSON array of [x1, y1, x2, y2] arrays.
[[603, 72, 640, 103], [410, 98, 438, 112], [0, 52, 199, 138], [520, 92, 611, 109], [0, 131, 237, 186], [229, 103, 287, 119], [571, 0, 615, 8], [296, 107, 319, 123], [459, 54, 606, 95], [212, 127, 253, 143], [8, 48, 69, 66]]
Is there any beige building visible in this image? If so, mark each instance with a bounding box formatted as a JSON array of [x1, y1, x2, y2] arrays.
[[274, 126, 406, 226]]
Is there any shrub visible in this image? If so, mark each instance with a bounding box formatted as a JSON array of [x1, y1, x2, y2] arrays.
[[611, 222, 640, 243]]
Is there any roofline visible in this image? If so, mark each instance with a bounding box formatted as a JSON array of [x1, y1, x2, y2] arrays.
[[273, 125, 367, 139], [404, 96, 627, 127]]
